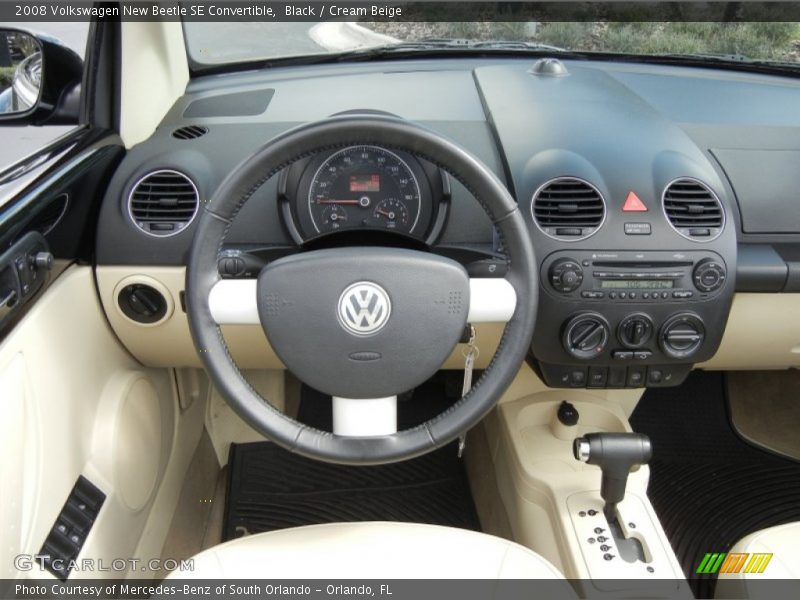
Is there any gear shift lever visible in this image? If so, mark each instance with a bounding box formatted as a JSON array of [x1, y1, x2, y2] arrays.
[[573, 432, 652, 523]]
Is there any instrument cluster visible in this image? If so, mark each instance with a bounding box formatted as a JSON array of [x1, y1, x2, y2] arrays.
[[279, 145, 447, 244]]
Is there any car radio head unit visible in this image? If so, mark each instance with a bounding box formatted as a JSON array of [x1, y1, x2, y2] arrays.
[[543, 250, 727, 302]]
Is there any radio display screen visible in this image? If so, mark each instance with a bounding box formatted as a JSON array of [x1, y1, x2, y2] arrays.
[[600, 280, 674, 289]]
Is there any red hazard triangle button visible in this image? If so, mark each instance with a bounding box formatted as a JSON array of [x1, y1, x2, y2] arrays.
[[622, 191, 648, 212]]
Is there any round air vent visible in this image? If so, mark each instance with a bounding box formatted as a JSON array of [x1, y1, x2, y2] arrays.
[[662, 178, 724, 241], [172, 125, 208, 140], [531, 177, 606, 241], [127, 170, 199, 237]]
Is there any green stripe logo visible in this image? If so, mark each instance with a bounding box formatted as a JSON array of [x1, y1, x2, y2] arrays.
[[696, 553, 727, 574]]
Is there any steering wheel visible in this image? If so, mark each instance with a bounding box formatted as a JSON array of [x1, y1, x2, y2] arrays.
[[186, 116, 537, 465]]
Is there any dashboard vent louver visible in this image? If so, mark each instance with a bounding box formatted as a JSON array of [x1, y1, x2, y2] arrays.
[[663, 178, 724, 240], [128, 170, 199, 237], [172, 125, 208, 140], [532, 177, 606, 240]]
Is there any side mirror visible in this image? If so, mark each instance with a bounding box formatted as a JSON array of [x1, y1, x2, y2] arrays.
[[0, 28, 83, 125]]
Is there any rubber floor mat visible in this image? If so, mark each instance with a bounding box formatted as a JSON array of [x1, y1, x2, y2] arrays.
[[631, 371, 800, 599], [223, 378, 480, 541]]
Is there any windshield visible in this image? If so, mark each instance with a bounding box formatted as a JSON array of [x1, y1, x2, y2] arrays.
[[183, 21, 800, 67]]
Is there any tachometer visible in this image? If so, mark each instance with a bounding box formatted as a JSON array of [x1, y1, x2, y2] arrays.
[[307, 146, 421, 234], [373, 198, 410, 229]]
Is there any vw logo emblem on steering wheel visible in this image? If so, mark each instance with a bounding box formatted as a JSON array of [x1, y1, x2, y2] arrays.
[[337, 282, 392, 336]]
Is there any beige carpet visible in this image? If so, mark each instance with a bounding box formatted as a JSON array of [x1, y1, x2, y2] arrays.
[[160, 432, 223, 566], [727, 370, 800, 461]]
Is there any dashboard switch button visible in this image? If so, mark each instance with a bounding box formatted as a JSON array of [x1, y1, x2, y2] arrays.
[[569, 369, 587, 387], [624, 222, 651, 235], [627, 366, 646, 387], [588, 367, 608, 387]]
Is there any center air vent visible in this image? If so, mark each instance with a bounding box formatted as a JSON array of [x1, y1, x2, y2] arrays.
[[531, 177, 606, 240], [172, 125, 208, 140], [663, 178, 724, 241], [128, 170, 199, 237]]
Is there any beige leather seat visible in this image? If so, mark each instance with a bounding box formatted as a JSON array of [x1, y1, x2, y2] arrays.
[[716, 522, 800, 598], [170, 521, 569, 580]]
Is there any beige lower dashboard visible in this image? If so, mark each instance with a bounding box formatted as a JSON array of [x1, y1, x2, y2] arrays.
[[95, 266, 504, 370], [96, 266, 800, 371]]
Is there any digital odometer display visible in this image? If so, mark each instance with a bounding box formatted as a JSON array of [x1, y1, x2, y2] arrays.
[[307, 146, 421, 235], [600, 280, 674, 289], [350, 174, 380, 193]]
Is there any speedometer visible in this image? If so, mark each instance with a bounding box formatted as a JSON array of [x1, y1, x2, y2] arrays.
[[307, 146, 422, 235]]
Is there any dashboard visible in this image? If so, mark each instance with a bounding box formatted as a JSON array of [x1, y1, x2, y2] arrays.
[[95, 56, 800, 387]]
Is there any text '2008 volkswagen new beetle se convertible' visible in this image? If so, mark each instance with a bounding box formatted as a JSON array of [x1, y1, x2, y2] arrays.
[[1, 7, 800, 600]]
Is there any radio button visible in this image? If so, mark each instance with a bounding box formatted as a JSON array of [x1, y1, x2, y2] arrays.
[[642, 293, 650, 299], [581, 291, 604, 299], [550, 259, 583, 293], [661, 292, 669, 299], [693, 259, 726, 293], [673, 291, 693, 299]]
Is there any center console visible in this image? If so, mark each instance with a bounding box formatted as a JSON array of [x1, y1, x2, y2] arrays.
[[490, 389, 693, 597], [473, 62, 738, 390], [534, 249, 734, 389]]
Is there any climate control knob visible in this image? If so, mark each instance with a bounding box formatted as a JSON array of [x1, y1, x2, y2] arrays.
[[618, 313, 654, 349], [659, 313, 705, 359], [549, 258, 583, 293], [563, 313, 610, 359], [693, 259, 726, 293]]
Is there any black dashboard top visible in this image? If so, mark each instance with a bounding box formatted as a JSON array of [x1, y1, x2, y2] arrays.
[[94, 55, 800, 387], [97, 56, 800, 265]]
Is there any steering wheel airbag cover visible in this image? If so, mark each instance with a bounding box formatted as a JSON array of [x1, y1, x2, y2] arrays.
[[258, 247, 469, 398], [186, 115, 537, 465]]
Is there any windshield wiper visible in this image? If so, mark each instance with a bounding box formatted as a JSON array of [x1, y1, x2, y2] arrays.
[[469, 40, 567, 52], [319, 38, 570, 62], [652, 52, 798, 70]]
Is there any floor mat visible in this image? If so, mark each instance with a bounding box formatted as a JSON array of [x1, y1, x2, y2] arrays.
[[727, 370, 800, 462], [223, 377, 480, 541], [631, 371, 800, 599]]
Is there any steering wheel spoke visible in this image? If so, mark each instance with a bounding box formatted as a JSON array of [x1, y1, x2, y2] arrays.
[[468, 278, 516, 323], [208, 277, 517, 325], [332, 396, 398, 436]]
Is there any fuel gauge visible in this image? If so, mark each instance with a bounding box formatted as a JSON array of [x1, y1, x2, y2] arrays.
[[322, 204, 349, 229]]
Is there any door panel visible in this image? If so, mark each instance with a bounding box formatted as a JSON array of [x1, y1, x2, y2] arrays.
[[0, 266, 205, 579]]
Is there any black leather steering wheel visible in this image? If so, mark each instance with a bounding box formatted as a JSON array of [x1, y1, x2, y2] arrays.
[[186, 116, 537, 465]]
